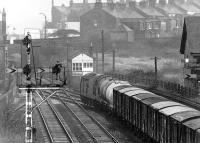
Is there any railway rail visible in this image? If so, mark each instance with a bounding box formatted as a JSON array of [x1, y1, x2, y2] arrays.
[[33, 92, 75, 143], [61, 89, 144, 143], [43, 89, 120, 143]]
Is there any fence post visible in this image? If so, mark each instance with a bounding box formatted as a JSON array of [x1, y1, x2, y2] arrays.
[[160, 80, 162, 89], [178, 84, 180, 94], [162, 80, 165, 89], [131, 75, 133, 83], [184, 87, 187, 96], [188, 88, 191, 97], [172, 83, 174, 92], [169, 82, 171, 90], [174, 83, 176, 93], [122, 74, 125, 80], [169, 82, 171, 91], [145, 78, 147, 85], [181, 86, 185, 96]]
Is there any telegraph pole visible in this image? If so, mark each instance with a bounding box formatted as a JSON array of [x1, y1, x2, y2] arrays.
[[112, 49, 115, 73], [101, 30, 104, 73], [154, 56, 158, 80], [96, 47, 98, 73], [112, 42, 116, 73], [67, 41, 70, 87], [89, 42, 93, 58], [150, 56, 159, 81], [151, 56, 159, 81]]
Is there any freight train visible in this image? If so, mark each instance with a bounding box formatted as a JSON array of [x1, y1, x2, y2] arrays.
[[80, 73, 200, 143]]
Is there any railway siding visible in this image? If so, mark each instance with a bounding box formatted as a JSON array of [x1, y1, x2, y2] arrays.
[[52, 100, 95, 143], [67, 90, 144, 143], [35, 89, 145, 143], [33, 94, 77, 143], [55, 90, 120, 143]]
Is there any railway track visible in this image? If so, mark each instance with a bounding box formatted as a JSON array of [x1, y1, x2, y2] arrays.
[[42, 89, 120, 143], [33, 93, 76, 143], [60, 89, 144, 143]]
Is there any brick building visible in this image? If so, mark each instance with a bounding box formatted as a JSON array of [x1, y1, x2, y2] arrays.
[[80, 2, 118, 41], [180, 16, 200, 89], [50, 0, 200, 40], [0, 8, 6, 80]]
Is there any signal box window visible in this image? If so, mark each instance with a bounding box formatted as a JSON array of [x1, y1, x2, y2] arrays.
[[79, 63, 82, 71], [75, 63, 79, 71], [84, 63, 87, 68], [87, 63, 89, 67], [73, 63, 75, 71], [74, 63, 82, 71], [83, 62, 93, 68]]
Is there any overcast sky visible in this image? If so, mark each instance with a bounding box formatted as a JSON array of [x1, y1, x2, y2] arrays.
[[0, 0, 140, 35]]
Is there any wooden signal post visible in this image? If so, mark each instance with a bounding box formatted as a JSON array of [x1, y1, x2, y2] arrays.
[[20, 33, 65, 143], [23, 32, 33, 143], [5, 33, 68, 143]]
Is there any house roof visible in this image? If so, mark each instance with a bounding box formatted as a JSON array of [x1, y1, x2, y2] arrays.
[[192, 0, 200, 8], [69, 2, 109, 9], [54, 4, 91, 22], [67, 10, 80, 22], [55, 6, 70, 15], [103, 7, 145, 19], [175, 1, 200, 14], [123, 24, 133, 31], [55, 2, 111, 17], [114, 24, 133, 32], [156, 4, 185, 15], [136, 6, 164, 17]]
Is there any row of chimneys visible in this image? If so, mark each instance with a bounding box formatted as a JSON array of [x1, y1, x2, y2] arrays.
[[155, 0, 188, 4], [69, 0, 190, 8], [84, 0, 189, 4], [94, 0, 189, 8], [128, 0, 189, 5]]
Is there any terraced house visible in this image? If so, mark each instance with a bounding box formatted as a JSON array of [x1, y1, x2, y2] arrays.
[[48, 0, 200, 41]]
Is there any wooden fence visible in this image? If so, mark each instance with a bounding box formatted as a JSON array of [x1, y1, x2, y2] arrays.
[[106, 72, 199, 97]]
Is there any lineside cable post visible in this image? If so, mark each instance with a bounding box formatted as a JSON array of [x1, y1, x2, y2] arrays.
[[22, 32, 33, 143]]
